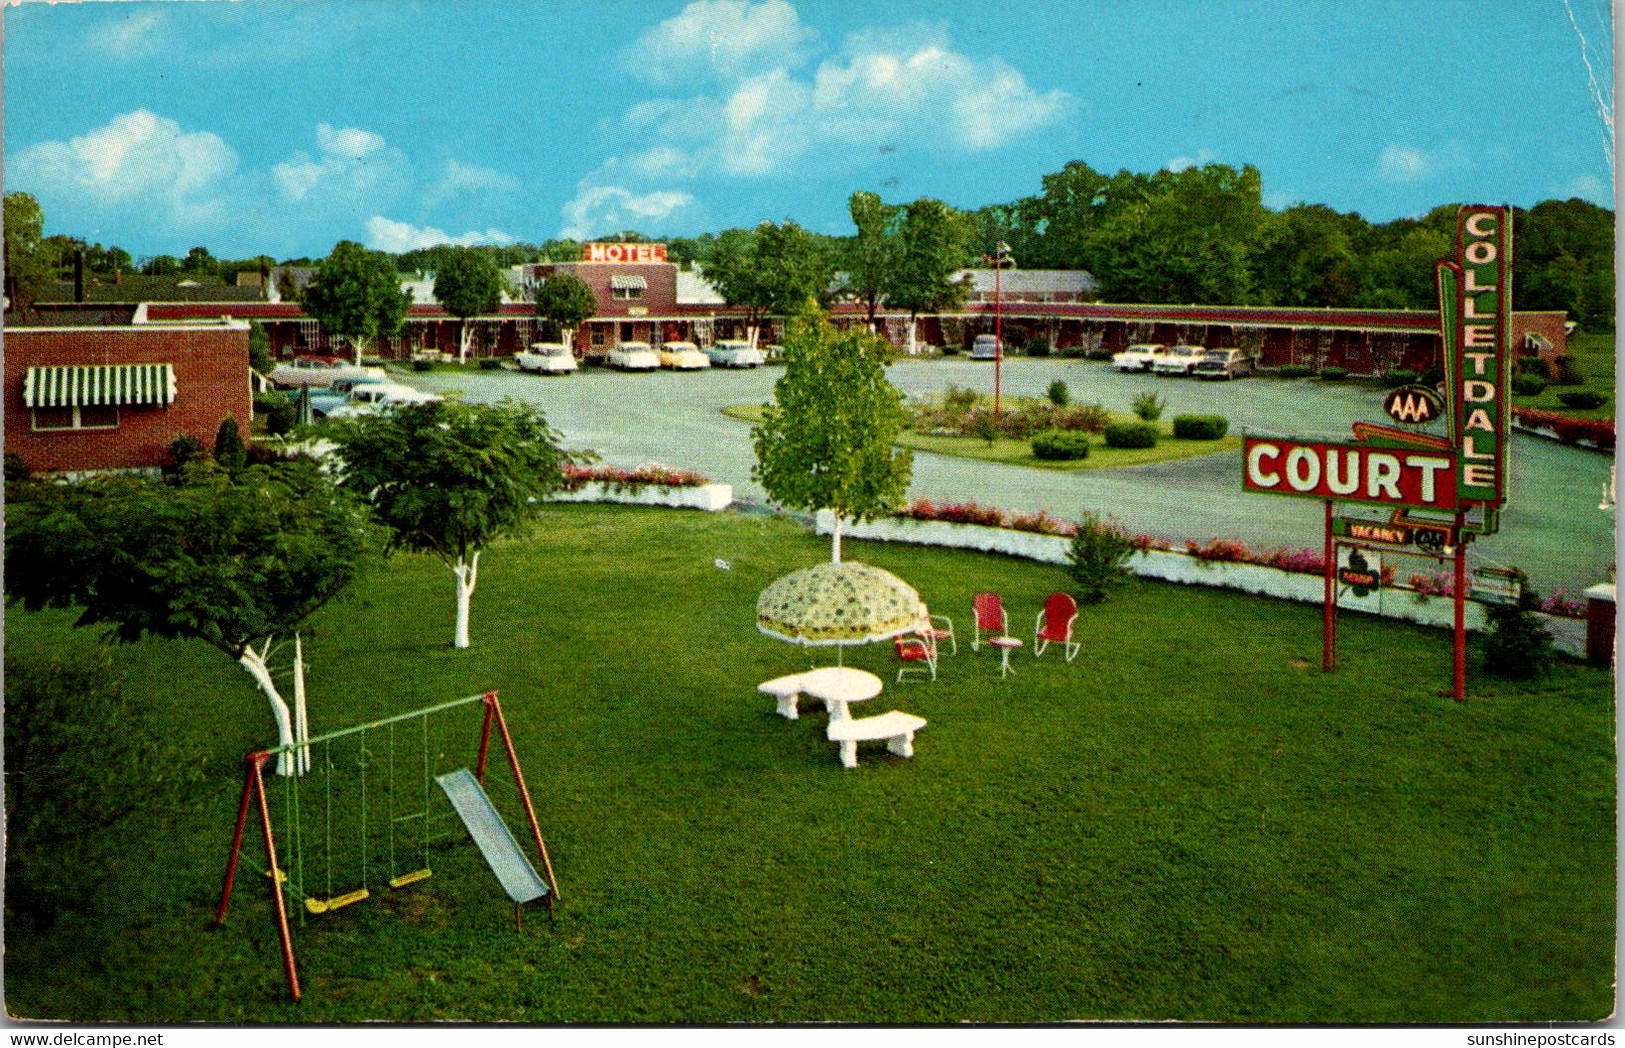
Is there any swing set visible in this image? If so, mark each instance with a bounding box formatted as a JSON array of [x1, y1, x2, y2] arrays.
[[216, 691, 558, 1002]]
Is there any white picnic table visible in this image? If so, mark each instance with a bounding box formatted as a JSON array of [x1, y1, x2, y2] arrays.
[[798, 667, 882, 721]]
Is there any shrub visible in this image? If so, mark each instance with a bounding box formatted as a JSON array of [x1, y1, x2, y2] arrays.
[[1319, 366, 1349, 381], [1278, 364, 1314, 378], [412, 359, 435, 372], [1512, 372, 1548, 396], [164, 433, 208, 480], [1066, 511, 1138, 604], [1516, 356, 1551, 378], [1053, 404, 1110, 433], [1171, 414, 1229, 440], [1031, 429, 1091, 461], [965, 409, 1002, 446], [1514, 408, 1616, 448], [1026, 335, 1052, 358], [1047, 380, 1070, 407], [5, 452, 31, 483], [943, 384, 980, 411], [1557, 390, 1608, 410], [1551, 355, 1585, 385], [254, 391, 296, 436], [1104, 421, 1158, 449], [213, 417, 248, 472], [1380, 368, 1418, 388], [1480, 573, 1554, 679], [1085, 347, 1114, 361], [1418, 364, 1445, 387], [478, 357, 504, 370], [1131, 390, 1165, 421]]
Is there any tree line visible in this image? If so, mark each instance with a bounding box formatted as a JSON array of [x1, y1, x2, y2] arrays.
[[6, 158, 1614, 330]]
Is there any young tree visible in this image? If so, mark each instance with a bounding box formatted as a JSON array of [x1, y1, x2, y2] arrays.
[[433, 247, 505, 364], [533, 272, 598, 349], [751, 303, 913, 562], [213, 416, 248, 473], [3, 192, 53, 314], [4, 462, 374, 774], [327, 399, 573, 649], [302, 240, 413, 365], [887, 198, 972, 354]]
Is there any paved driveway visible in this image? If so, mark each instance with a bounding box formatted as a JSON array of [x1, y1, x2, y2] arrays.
[[406, 359, 1615, 598]]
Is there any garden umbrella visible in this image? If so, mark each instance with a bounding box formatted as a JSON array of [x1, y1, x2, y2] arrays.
[[756, 560, 925, 665]]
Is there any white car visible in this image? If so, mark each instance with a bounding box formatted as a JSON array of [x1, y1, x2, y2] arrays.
[[607, 341, 660, 371], [1192, 348, 1254, 380], [704, 340, 766, 368], [326, 383, 441, 418], [268, 356, 388, 389], [657, 341, 710, 370], [1111, 343, 1167, 372], [1151, 345, 1208, 376], [969, 334, 1002, 360], [514, 342, 578, 374]]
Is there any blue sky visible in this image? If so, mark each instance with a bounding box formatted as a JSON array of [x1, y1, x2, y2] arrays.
[[4, 0, 1615, 260]]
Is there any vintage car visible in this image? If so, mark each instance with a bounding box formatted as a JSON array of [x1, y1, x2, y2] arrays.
[[513, 342, 578, 374], [307, 375, 389, 417], [969, 334, 1003, 360], [657, 341, 710, 370], [267, 356, 387, 389], [606, 341, 660, 371], [325, 383, 441, 418], [1151, 345, 1208, 376], [1110, 344, 1167, 372], [1192, 348, 1254, 380], [704, 340, 765, 368]]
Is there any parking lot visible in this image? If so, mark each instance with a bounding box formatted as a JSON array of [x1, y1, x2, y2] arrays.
[[404, 358, 1615, 598]]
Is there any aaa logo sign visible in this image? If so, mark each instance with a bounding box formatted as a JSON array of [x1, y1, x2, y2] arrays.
[[1383, 384, 1444, 425]]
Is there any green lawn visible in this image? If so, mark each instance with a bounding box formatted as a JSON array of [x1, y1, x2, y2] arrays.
[[4, 506, 1615, 1022], [1513, 332, 1616, 419], [722, 403, 1239, 471]]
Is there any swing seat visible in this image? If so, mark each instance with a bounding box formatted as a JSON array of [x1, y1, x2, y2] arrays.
[[389, 868, 433, 889], [305, 887, 370, 914]]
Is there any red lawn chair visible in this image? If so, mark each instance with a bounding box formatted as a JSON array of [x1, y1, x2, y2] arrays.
[[894, 627, 939, 682], [970, 592, 1007, 651], [1033, 592, 1080, 662]]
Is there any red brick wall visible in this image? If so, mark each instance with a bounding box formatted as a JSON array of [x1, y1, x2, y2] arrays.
[[6, 324, 252, 474], [531, 262, 678, 317], [1511, 311, 1569, 368]]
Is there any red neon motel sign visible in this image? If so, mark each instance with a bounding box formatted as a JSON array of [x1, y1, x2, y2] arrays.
[[1243, 437, 1457, 510], [581, 242, 667, 264]]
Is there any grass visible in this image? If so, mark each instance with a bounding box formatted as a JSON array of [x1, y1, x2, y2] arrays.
[[722, 403, 1239, 471], [1512, 332, 1615, 419], [3, 506, 1615, 1023]]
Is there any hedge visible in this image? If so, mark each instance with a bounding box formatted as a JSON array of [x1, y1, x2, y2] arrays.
[[1319, 366, 1349, 381], [1103, 421, 1159, 449], [1512, 373, 1549, 396], [1380, 368, 1418, 388], [1557, 390, 1608, 410], [1030, 429, 1091, 460], [1171, 414, 1230, 440], [1278, 364, 1313, 378]]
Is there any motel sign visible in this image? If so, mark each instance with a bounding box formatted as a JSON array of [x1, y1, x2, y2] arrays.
[[581, 242, 668, 264]]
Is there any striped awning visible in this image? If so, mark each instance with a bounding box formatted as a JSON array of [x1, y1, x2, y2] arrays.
[[609, 274, 648, 291], [24, 364, 177, 408]]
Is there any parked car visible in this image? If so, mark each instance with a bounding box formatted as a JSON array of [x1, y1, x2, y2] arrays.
[[326, 383, 441, 418], [704, 340, 765, 368], [1151, 345, 1208, 376], [1192, 348, 1254, 380], [513, 342, 578, 374], [268, 356, 388, 390], [1110, 343, 1167, 372], [969, 334, 1002, 360], [658, 341, 710, 370], [308, 375, 390, 417], [607, 341, 660, 371]]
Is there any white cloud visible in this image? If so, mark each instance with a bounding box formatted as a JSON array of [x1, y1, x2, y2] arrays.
[[559, 185, 696, 241], [364, 216, 515, 253], [629, 0, 814, 86], [424, 160, 522, 208], [1167, 149, 1217, 173], [272, 123, 412, 204], [1561, 173, 1610, 201], [1377, 144, 1432, 183], [88, 10, 167, 58], [11, 109, 237, 227]]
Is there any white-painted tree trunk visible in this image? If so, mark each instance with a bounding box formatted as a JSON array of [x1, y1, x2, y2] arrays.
[[239, 643, 300, 777], [346, 335, 372, 368], [831, 514, 843, 563], [292, 634, 311, 775], [452, 551, 481, 649], [747, 325, 760, 350], [907, 317, 919, 355], [458, 323, 473, 365]]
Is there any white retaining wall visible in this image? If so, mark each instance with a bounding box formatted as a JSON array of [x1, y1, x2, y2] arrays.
[[551, 482, 733, 511]]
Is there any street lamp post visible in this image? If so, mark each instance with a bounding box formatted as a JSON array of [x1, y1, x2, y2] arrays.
[[982, 241, 1013, 417]]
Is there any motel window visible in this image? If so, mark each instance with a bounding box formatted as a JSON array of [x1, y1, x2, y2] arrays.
[[611, 285, 644, 301], [32, 404, 120, 432]]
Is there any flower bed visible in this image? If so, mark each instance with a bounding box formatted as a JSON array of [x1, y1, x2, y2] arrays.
[[1511, 408, 1615, 451], [551, 463, 731, 511]]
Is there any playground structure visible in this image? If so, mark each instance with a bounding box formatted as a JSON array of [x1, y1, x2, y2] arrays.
[[215, 691, 558, 1002]]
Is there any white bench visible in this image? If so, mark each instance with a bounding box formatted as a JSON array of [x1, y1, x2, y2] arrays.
[[758, 673, 810, 720], [825, 711, 928, 769]]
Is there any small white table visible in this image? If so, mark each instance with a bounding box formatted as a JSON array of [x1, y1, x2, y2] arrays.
[[989, 636, 1023, 678], [799, 667, 882, 722]]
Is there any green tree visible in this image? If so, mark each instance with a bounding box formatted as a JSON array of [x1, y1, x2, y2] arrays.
[[183, 245, 217, 273], [1251, 204, 1363, 307], [248, 320, 275, 375], [1065, 512, 1137, 604], [887, 198, 971, 353], [302, 240, 413, 365], [533, 272, 598, 348], [213, 416, 248, 473], [327, 399, 573, 649], [140, 254, 181, 276], [433, 247, 505, 364], [706, 222, 835, 347], [751, 303, 913, 562], [4, 461, 374, 774], [843, 190, 903, 326], [4, 192, 53, 314]]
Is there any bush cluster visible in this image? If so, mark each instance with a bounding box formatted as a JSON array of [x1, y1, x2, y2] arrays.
[[911, 396, 1108, 440], [1550, 355, 1586, 386], [1319, 366, 1349, 381], [1030, 429, 1091, 460], [412, 359, 436, 372], [1557, 390, 1608, 410], [1512, 373, 1548, 396], [1513, 408, 1616, 448], [1278, 364, 1314, 378], [1171, 414, 1229, 440], [1380, 368, 1418, 387], [1047, 380, 1069, 407], [1025, 335, 1052, 358], [1517, 356, 1551, 378], [1104, 421, 1159, 449]]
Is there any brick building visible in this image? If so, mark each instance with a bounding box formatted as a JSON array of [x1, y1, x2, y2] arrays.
[[5, 312, 253, 475]]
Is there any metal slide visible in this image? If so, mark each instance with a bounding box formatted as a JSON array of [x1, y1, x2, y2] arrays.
[[434, 769, 550, 905]]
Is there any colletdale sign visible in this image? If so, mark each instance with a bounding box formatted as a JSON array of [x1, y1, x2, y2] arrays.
[[1436, 206, 1511, 530], [581, 242, 667, 264]]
